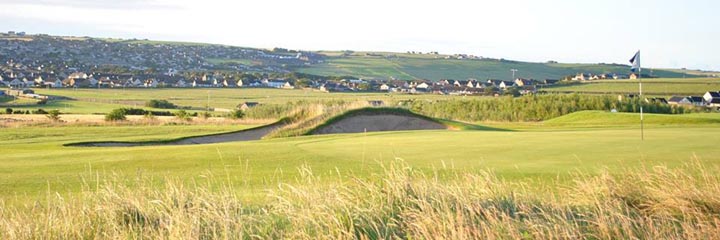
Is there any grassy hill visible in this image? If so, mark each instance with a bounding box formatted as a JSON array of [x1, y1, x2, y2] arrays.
[[297, 52, 695, 80]]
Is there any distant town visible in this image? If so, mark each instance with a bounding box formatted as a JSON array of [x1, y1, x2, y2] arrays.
[[1, 31, 718, 109]]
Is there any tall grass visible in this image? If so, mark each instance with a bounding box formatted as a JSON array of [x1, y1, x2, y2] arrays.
[[1, 160, 719, 239], [264, 100, 371, 138]]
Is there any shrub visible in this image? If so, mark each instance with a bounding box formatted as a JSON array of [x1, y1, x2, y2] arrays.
[[174, 110, 192, 121], [105, 108, 127, 121], [228, 109, 245, 119], [145, 99, 177, 109], [46, 110, 61, 122], [5, 108, 12, 114], [33, 109, 48, 114]]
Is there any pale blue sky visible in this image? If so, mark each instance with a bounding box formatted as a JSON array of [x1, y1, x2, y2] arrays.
[[0, 0, 718, 70]]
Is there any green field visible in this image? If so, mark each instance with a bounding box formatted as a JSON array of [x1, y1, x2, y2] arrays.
[[544, 78, 720, 96], [206, 58, 258, 66], [1, 88, 465, 114], [297, 53, 694, 80], [2, 111, 719, 203]]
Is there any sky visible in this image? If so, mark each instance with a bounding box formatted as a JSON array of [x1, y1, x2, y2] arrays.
[[0, 0, 718, 70]]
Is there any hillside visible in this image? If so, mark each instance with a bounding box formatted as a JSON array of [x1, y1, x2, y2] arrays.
[[296, 51, 695, 80], [0, 33, 704, 81]]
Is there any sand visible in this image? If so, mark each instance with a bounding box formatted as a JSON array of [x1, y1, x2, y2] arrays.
[[73, 122, 285, 147], [312, 113, 446, 135]]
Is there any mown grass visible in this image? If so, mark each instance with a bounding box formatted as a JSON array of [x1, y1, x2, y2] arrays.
[[2, 113, 720, 204], [1, 160, 719, 239], [544, 110, 720, 127], [544, 78, 720, 96]]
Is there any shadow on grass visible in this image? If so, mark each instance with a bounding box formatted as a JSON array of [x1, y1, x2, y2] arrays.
[[437, 119, 514, 132]]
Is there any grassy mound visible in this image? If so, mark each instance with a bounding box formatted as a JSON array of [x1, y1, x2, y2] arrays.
[[545, 110, 720, 126], [305, 107, 506, 135]]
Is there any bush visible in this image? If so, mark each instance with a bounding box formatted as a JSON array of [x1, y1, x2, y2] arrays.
[[174, 110, 192, 121], [46, 110, 61, 122], [145, 99, 177, 109], [33, 109, 48, 114], [406, 94, 698, 122], [228, 109, 245, 119], [5, 108, 12, 114], [105, 108, 127, 121]]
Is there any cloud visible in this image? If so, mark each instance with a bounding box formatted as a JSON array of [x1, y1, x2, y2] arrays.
[[0, 0, 182, 10]]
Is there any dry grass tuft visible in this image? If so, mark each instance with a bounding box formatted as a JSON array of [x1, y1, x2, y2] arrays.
[[1, 159, 719, 239]]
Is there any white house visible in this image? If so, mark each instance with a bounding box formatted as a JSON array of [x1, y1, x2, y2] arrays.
[[703, 91, 720, 103], [267, 80, 293, 89], [379, 84, 390, 91], [416, 82, 429, 89]]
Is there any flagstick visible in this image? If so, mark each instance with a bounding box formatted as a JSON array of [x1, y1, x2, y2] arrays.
[[639, 68, 644, 141]]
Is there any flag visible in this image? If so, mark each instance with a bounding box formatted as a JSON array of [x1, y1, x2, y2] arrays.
[[629, 51, 640, 72]]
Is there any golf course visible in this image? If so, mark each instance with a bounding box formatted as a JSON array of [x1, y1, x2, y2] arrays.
[[2, 88, 720, 238]]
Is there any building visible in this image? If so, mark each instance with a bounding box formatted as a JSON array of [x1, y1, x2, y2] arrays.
[[238, 102, 260, 110]]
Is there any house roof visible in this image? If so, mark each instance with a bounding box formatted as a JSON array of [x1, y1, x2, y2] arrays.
[[707, 91, 720, 98], [689, 96, 704, 103], [668, 96, 685, 102]]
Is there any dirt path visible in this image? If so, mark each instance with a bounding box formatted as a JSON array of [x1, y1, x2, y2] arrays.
[[312, 113, 446, 135], [72, 122, 286, 147]]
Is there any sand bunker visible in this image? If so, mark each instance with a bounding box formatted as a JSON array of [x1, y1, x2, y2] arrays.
[[70, 110, 448, 147], [71, 122, 285, 147], [311, 113, 446, 135]]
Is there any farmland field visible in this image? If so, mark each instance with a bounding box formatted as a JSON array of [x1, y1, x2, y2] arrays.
[[2, 88, 462, 114], [297, 52, 695, 80]]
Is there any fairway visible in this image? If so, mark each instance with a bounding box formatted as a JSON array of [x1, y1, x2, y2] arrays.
[[544, 78, 720, 96], [2, 116, 719, 203]]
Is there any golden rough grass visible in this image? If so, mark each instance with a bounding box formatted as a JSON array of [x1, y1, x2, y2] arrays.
[[1, 159, 719, 239], [0, 114, 275, 128]]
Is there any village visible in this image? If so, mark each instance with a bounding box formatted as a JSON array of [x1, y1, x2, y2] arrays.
[[2, 31, 719, 110]]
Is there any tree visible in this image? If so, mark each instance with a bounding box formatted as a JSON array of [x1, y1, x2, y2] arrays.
[[484, 86, 499, 95], [105, 108, 127, 121], [46, 110, 61, 122], [504, 87, 521, 97], [145, 99, 177, 109]]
